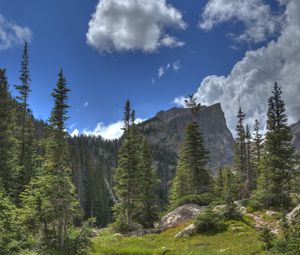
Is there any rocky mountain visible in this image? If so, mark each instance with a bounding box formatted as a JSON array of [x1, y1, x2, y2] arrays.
[[140, 103, 235, 172], [138, 103, 235, 205], [291, 119, 300, 151]]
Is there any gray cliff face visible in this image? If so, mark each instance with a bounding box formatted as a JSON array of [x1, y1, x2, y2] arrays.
[[291, 119, 300, 151], [140, 103, 235, 173]]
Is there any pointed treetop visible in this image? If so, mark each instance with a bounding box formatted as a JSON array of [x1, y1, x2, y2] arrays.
[[184, 94, 201, 118]]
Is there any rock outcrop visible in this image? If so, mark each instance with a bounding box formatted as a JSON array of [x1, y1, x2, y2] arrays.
[[158, 204, 206, 231], [174, 223, 197, 238], [287, 204, 300, 222], [291, 119, 300, 151]]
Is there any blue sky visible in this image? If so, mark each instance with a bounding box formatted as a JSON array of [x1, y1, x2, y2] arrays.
[[1, 0, 299, 139]]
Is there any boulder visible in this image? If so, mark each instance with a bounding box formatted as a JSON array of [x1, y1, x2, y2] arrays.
[[112, 233, 123, 239], [158, 204, 206, 231], [266, 210, 279, 218], [174, 223, 197, 238], [287, 204, 300, 222], [213, 205, 226, 213]]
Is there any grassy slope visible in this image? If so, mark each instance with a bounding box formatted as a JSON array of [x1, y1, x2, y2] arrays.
[[89, 219, 272, 255]]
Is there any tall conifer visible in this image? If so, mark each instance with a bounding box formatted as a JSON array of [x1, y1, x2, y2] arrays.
[[256, 83, 295, 208], [170, 95, 210, 206]]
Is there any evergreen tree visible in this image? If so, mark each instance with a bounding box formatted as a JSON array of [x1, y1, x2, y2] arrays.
[[170, 95, 210, 206], [0, 69, 18, 196], [21, 70, 80, 250], [256, 82, 295, 208], [253, 119, 263, 165], [224, 168, 239, 219], [113, 100, 140, 230], [14, 42, 36, 198], [214, 166, 224, 200], [0, 188, 21, 254], [137, 138, 158, 228], [245, 124, 256, 193], [234, 107, 248, 199]]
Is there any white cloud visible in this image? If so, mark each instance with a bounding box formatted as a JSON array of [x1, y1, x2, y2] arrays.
[[173, 96, 186, 107], [157, 60, 181, 80], [199, 0, 281, 43], [0, 14, 32, 50], [172, 60, 181, 71], [82, 118, 146, 140], [70, 129, 80, 137], [86, 0, 187, 53], [83, 102, 89, 107], [158, 67, 165, 78], [193, 0, 300, 134]]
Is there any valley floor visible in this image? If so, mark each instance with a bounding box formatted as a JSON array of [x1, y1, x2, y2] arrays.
[[89, 219, 271, 255]]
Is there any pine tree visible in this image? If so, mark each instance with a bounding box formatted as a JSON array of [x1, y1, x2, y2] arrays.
[[137, 138, 158, 228], [0, 69, 18, 196], [113, 100, 140, 230], [214, 166, 224, 200], [245, 124, 256, 193], [21, 70, 80, 250], [256, 82, 295, 208], [0, 188, 20, 254], [224, 168, 239, 219], [234, 107, 248, 199], [170, 95, 210, 206], [14, 42, 36, 198], [253, 119, 263, 165]]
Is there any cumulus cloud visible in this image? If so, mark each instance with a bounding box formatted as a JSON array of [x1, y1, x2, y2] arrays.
[[83, 102, 89, 107], [199, 0, 282, 43], [82, 118, 145, 140], [0, 15, 32, 50], [172, 96, 186, 107], [194, 0, 300, 134], [86, 0, 187, 53]]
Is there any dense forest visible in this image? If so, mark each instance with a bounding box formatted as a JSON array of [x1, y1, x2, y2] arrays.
[[1, 43, 300, 255]]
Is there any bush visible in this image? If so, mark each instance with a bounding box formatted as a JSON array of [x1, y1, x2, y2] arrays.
[[259, 227, 275, 250], [246, 199, 262, 213], [171, 193, 216, 210], [194, 207, 226, 234], [112, 219, 142, 234]]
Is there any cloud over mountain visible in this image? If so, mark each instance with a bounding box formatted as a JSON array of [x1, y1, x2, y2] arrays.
[[87, 0, 186, 53], [195, 0, 300, 133]]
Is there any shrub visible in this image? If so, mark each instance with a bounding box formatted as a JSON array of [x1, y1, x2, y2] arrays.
[[194, 207, 226, 234], [171, 193, 216, 210], [246, 199, 262, 213], [259, 227, 275, 250]]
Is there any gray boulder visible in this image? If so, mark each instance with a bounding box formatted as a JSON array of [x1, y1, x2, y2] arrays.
[[287, 204, 300, 222], [174, 223, 197, 238], [158, 204, 206, 231]]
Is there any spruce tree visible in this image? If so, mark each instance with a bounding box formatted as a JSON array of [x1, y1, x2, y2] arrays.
[[170, 95, 210, 207], [245, 124, 256, 193], [253, 119, 263, 165], [256, 82, 295, 208], [113, 100, 140, 230], [224, 168, 239, 219], [234, 107, 248, 199], [0, 69, 17, 196], [0, 188, 20, 254], [21, 70, 80, 250], [14, 42, 36, 198], [137, 138, 158, 228], [214, 166, 224, 200]]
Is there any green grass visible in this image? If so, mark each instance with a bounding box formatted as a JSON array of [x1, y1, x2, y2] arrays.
[[89, 220, 272, 255]]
